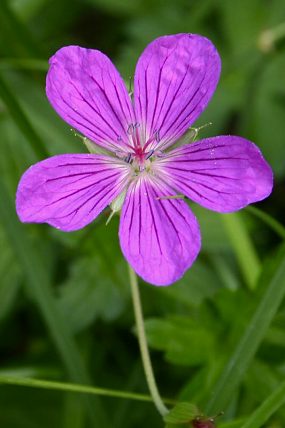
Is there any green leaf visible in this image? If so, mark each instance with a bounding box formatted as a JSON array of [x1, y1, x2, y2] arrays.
[[58, 255, 127, 333], [144, 317, 216, 366], [58, 216, 128, 332], [164, 402, 198, 424], [160, 259, 221, 307]]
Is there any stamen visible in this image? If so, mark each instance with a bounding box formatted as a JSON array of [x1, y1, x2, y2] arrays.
[[145, 149, 154, 160], [155, 150, 165, 158], [124, 153, 132, 163], [127, 123, 141, 149], [155, 130, 160, 142], [143, 128, 160, 152], [127, 124, 135, 135], [115, 150, 126, 159]]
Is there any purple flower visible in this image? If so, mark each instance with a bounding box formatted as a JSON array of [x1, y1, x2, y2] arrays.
[[16, 34, 273, 286]]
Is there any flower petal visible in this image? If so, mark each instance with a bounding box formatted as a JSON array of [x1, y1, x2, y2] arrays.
[[119, 175, 201, 286], [134, 33, 221, 150], [46, 46, 135, 153], [155, 136, 273, 212], [16, 154, 130, 231]]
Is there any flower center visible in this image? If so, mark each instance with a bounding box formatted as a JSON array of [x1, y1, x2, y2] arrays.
[[117, 123, 161, 173]]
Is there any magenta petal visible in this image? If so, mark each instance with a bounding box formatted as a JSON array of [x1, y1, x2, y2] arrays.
[[155, 136, 273, 212], [134, 33, 221, 150], [46, 46, 135, 152], [16, 154, 130, 231], [119, 176, 201, 286]]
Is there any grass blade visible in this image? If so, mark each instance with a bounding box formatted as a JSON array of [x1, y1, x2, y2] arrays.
[[240, 380, 285, 428], [246, 206, 285, 239], [206, 242, 285, 414], [0, 71, 48, 159], [0, 0, 43, 58], [222, 212, 260, 289]]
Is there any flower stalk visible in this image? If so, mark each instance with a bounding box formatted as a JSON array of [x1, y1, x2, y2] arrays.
[[128, 264, 169, 417]]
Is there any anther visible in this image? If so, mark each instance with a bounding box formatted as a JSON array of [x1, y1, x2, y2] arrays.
[[127, 124, 134, 135], [124, 153, 132, 163], [145, 150, 154, 160]]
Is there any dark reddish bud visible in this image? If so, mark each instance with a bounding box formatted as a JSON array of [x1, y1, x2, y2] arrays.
[[192, 417, 216, 428]]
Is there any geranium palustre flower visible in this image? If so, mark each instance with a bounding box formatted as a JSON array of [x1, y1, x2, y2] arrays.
[[16, 34, 273, 286]]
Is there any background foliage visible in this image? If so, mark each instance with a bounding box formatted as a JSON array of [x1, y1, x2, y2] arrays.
[[0, 0, 285, 427]]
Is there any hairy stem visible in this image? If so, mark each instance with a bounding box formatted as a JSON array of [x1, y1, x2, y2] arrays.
[[128, 265, 169, 416]]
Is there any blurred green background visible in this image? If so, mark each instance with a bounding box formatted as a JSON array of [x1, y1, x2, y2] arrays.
[[0, 0, 285, 427]]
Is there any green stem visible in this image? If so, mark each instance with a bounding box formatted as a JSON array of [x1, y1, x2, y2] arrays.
[[128, 265, 169, 416], [240, 380, 285, 428], [0, 375, 174, 404]]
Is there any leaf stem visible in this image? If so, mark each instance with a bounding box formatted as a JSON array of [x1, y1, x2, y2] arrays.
[[128, 265, 169, 416]]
